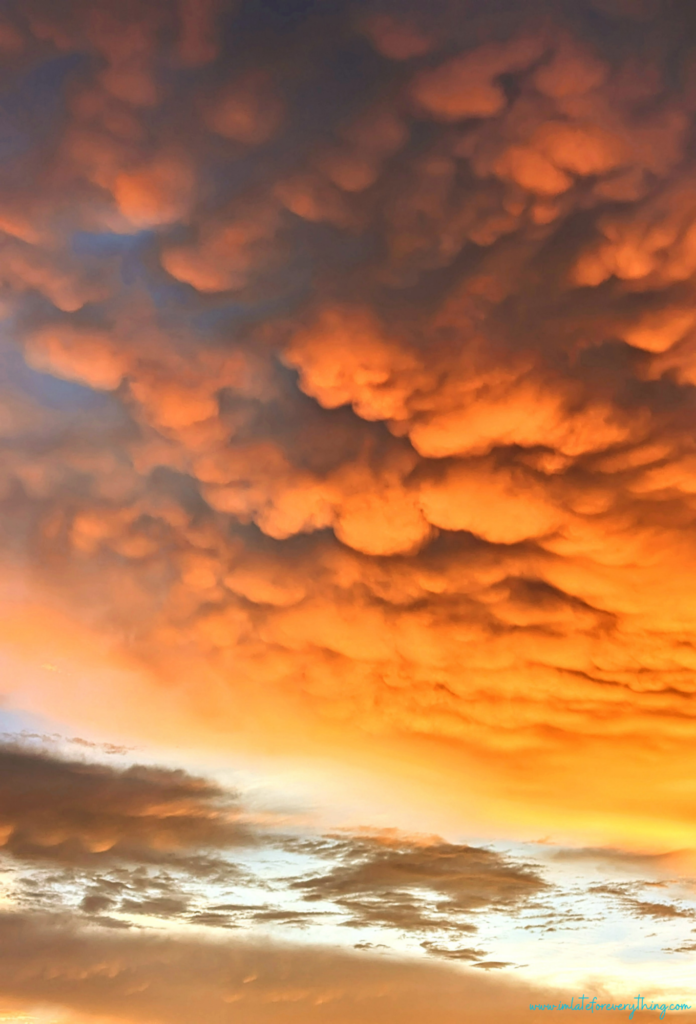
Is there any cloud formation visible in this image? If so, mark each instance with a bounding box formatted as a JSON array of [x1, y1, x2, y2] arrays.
[[3, 0, 696, 844], [2, 736, 696, 1024], [292, 831, 546, 934], [0, 911, 612, 1024], [0, 742, 551, 955], [0, 743, 251, 864]]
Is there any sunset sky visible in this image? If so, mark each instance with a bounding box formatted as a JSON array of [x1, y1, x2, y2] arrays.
[[3, 0, 696, 1020]]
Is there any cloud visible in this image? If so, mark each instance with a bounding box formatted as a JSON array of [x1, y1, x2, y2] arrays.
[[0, 743, 253, 865], [3, 0, 696, 850], [589, 883, 696, 922], [550, 847, 685, 871], [292, 832, 547, 934], [0, 910, 639, 1024], [420, 941, 487, 961], [409, 36, 547, 121], [24, 324, 130, 390], [0, 742, 555, 951], [201, 70, 284, 145], [3, 739, 696, 1004]]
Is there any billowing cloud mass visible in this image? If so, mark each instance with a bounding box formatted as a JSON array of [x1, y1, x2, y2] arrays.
[[5, 0, 696, 861]]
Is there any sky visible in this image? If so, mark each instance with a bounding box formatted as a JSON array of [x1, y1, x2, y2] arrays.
[[3, 0, 696, 1020]]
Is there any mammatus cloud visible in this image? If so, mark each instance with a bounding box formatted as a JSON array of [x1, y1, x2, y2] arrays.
[[4, 0, 696, 843], [0, 743, 253, 864], [7, 1, 696, 1017]]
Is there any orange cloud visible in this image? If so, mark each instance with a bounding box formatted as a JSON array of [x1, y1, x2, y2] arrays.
[[176, 0, 224, 67], [113, 156, 196, 227], [203, 70, 284, 145], [24, 325, 129, 390], [161, 201, 283, 292], [410, 36, 547, 121], [6, 0, 696, 863], [361, 13, 435, 60], [0, 913, 638, 1024]]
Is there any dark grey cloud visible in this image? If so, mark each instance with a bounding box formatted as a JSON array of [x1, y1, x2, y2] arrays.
[[420, 940, 488, 961], [2, 741, 696, 979], [0, 743, 557, 959], [590, 883, 696, 921], [471, 960, 516, 970], [0, 742, 253, 865], [291, 834, 547, 933]]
